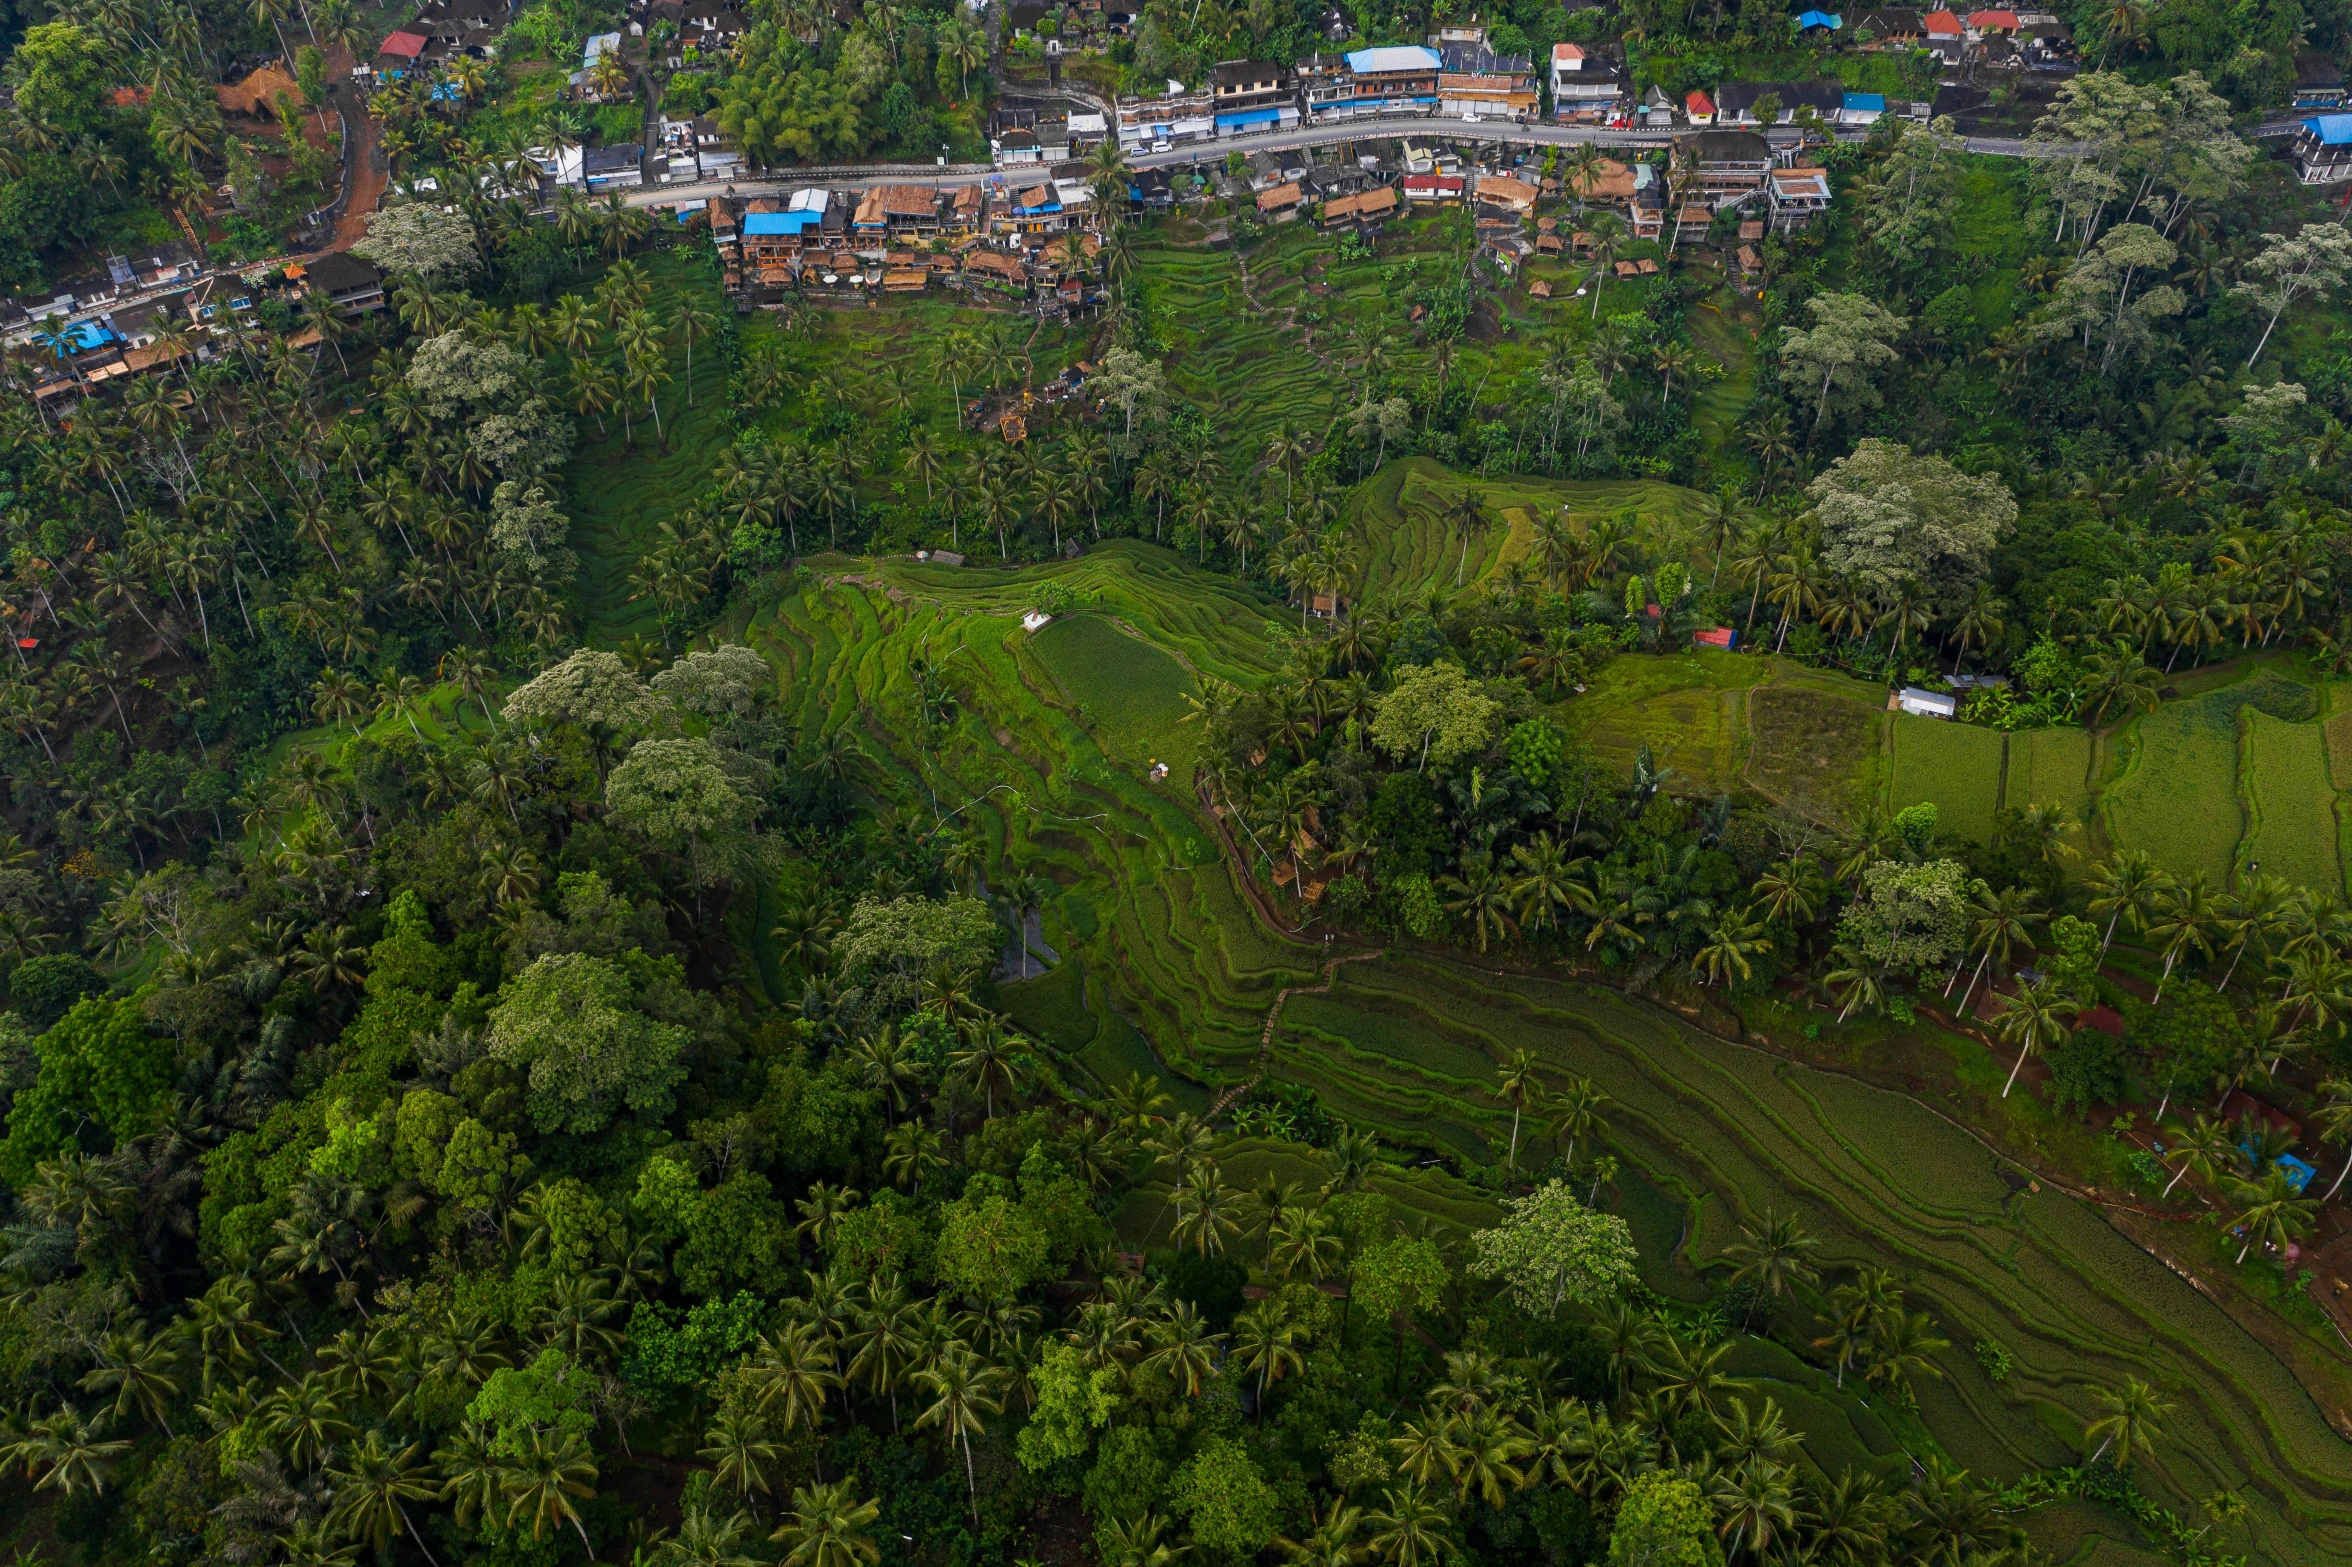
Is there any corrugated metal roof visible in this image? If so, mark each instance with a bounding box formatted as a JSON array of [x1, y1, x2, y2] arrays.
[[1346, 45, 1440, 73]]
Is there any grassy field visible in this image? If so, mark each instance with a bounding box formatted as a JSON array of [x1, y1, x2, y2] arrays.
[[1743, 674, 1888, 829], [1887, 712, 2006, 843], [2099, 666, 2321, 882], [1565, 648, 1765, 794], [2240, 710, 2344, 895], [2008, 726, 2096, 819], [1028, 611, 1201, 776]]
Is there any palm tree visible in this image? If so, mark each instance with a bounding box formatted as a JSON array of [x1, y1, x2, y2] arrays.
[[1230, 1300, 1306, 1422], [1723, 1211, 1820, 1320], [1950, 885, 2043, 1013], [2083, 1377, 2170, 1466], [660, 1502, 763, 1567], [1492, 1050, 1542, 1173], [497, 1426, 599, 1555], [1993, 981, 2078, 1097], [327, 1432, 443, 1567], [8, 1405, 131, 1496], [1584, 212, 1625, 319], [770, 1480, 882, 1567], [671, 293, 720, 405], [2081, 646, 2160, 723], [913, 1341, 1007, 1524], [1693, 905, 1772, 989], [1365, 1482, 1450, 1567], [1262, 420, 1310, 518], [2224, 1167, 2316, 1265], [2159, 1111, 2236, 1198], [1143, 1299, 1226, 1396], [1445, 487, 1492, 589], [699, 1407, 782, 1504], [2085, 849, 2172, 960], [2145, 871, 2218, 1003], [78, 1320, 183, 1437], [2314, 1079, 2352, 1201]]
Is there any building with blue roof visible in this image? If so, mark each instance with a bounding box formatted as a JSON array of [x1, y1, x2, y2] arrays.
[[1840, 90, 1886, 124], [743, 211, 827, 238], [2294, 114, 2352, 183], [1795, 9, 1842, 27]]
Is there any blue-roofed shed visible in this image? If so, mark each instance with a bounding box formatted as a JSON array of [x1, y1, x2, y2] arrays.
[[1841, 90, 1886, 123], [1796, 9, 1842, 27], [2307, 113, 2352, 144]]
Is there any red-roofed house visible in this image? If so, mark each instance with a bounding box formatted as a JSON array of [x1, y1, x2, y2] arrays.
[[1685, 89, 1714, 123], [1966, 8, 2019, 31], [1692, 627, 1737, 649], [1401, 173, 1465, 203], [1923, 8, 1963, 37], [377, 28, 428, 68]]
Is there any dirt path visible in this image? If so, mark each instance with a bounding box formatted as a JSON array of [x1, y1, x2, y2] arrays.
[[328, 57, 384, 251], [1209, 946, 1385, 1117]]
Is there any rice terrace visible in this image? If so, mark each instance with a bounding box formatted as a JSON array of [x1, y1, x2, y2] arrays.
[[21, 11, 2352, 1567]]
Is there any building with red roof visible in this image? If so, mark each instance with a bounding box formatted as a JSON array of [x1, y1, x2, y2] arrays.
[[1922, 8, 1962, 34]]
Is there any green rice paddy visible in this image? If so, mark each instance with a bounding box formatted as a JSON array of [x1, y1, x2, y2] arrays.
[[1887, 712, 2005, 844], [694, 511, 2352, 1563]]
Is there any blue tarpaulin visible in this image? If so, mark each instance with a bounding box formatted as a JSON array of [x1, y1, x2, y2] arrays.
[[44, 319, 115, 356]]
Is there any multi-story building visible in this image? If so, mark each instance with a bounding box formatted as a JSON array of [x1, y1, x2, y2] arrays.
[[1436, 39, 1536, 120], [1115, 87, 1216, 148], [2294, 114, 2352, 183], [1211, 59, 1299, 135], [1549, 42, 1629, 122], [1348, 45, 1442, 110]]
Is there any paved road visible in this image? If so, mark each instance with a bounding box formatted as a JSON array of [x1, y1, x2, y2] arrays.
[[621, 107, 2315, 207]]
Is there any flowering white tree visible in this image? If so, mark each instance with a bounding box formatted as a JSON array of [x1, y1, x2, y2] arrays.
[[1467, 1180, 1639, 1316]]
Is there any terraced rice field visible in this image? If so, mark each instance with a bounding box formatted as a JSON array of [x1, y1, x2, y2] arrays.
[[1347, 457, 1711, 602], [1285, 956, 2352, 1563], [1565, 651, 1765, 794], [719, 532, 2352, 1563], [1131, 238, 1345, 459], [1028, 613, 1201, 775], [1887, 713, 2006, 844], [2240, 710, 2345, 895]]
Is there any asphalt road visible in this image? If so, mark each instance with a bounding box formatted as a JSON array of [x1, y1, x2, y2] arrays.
[[623, 109, 2311, 206]]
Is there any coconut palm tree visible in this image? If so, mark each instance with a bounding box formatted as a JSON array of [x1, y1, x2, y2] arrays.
[[2145, 872, 2219, 1003], [1992, 981, 2078, 1097], [497, 1426, 599, 1554], [1949, 885, 2043, 1012], [2224, 1167, 2316, 1265], [770, 1480, 881, 1567], [1492, 1049, 1542, 1173], [1230, 1300, 1306, 1422], [2083, 1377, 2169, 1466], [2084, 849, 2172, 960], [327, 1432, 443, 1566], [1694, 904, 1772, 989], [1723, 1211, 1820, 1318]]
